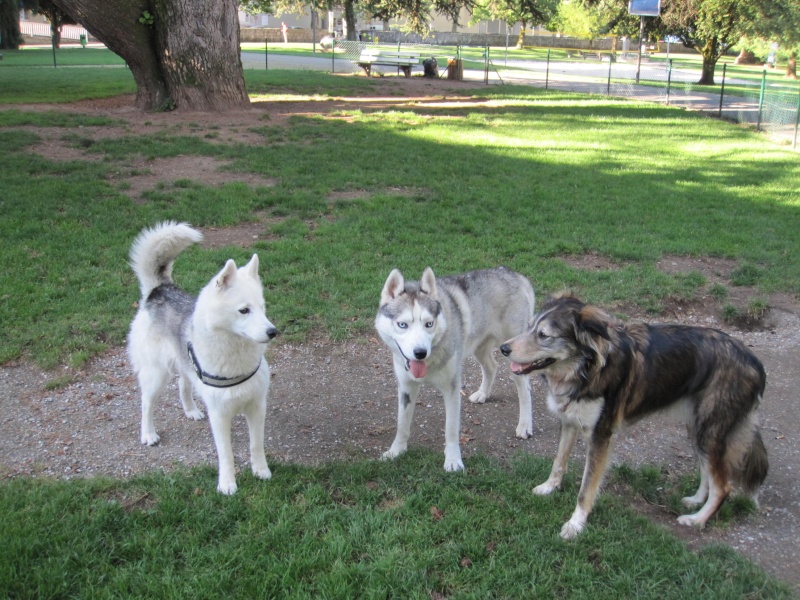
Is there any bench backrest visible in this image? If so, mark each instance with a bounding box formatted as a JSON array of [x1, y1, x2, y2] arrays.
[[358, 48, 421, 63]]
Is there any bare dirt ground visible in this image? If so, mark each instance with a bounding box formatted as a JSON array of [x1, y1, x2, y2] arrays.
[[1, 82, 798, 593]]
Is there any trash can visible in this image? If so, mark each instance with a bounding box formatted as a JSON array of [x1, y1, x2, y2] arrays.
[[79, 34, 87, 47], [447, 58, 463, 81]]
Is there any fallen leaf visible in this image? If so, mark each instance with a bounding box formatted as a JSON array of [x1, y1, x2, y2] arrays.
[[430, 506, 444, 520]]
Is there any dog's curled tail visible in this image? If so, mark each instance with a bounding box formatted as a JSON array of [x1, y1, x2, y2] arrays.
[[740, 427, 769, 498], [130, 221, 203, 298]]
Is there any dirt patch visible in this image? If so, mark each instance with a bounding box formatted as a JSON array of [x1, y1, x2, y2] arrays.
[[2, 85, 799, 592]]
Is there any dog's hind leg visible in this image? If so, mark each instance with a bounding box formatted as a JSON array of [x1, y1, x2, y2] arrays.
[[469, 340, 497, 405], [682, 456, 710, 508], [678, 453, 731, 528], [208, 409, 237, 495], [512, 375, 533, 439], [139, 368, 169, 446], [382, 380, 421, 462], [534, 420, 579, 496], [243, 397, 271, 481], [178, 375, 204, 421]]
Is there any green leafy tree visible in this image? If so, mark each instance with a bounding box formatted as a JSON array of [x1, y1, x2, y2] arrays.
[[737, 0, 800, 78], [659, 0, 755, 85], [471, 0, 558, 48]]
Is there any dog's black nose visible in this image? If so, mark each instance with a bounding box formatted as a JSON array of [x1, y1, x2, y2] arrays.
[[266, 327, 279, 340], [414, 348, 427, 360], [500, 344, 511, 357]]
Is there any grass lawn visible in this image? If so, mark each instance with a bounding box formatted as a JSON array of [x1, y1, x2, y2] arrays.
[[0, 66, 797, 598], [0, 450, 790, 598]]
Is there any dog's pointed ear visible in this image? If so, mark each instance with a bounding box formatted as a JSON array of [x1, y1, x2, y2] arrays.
[[420, 267, 437, 297], [575, 305, 612, 366], [243, 254, 260, 279], [215, 259, 239, 290], [381, 269, 404, 304]]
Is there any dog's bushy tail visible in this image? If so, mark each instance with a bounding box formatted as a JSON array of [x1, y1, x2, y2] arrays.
[[740, 427, 769, 497], [130, 221, 203, 298]]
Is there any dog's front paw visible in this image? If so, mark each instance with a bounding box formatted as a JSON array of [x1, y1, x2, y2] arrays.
[[252, 464, 272, 480], [217, 480, 238, 495], [516, 420, 533, 439], [184, 408, 205, 421], [381, 445, 406, 461], [468, 390, 487, 404], [677, 514, 706, 528], [141, 431, 160, 446], [443, 458, 465, 472], [559, 519, 584, 540], [533, 481, 558, 496]]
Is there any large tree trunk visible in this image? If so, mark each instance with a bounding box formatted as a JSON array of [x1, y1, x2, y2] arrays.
[[0, 0, 23, 50], [52, 0, 249, 112], [697, 37, 720, 85], [344, 0, 356, 41], [787, 52, 797, 80], [516, 21, 526, 49], [734, 49, 757, 65]]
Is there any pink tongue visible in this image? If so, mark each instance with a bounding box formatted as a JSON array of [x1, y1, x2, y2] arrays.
[[409, 360, 427, 379], [510, 362, 524, 373]]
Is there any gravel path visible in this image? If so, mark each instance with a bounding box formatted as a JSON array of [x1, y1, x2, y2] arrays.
[[2, 302, 798, 592]]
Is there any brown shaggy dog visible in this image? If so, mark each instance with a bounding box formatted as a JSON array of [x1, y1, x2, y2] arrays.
[[500, 293, 768, 539]]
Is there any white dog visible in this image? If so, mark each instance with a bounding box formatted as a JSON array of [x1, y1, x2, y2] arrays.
[[127, 221, 278, 494]]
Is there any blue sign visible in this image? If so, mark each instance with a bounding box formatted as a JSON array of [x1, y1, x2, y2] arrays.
[[628, 0, 660, 16]]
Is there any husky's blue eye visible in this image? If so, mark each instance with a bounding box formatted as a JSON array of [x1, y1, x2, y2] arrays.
[[239, 307, 250, 315], [397, 322, 407, 329], [425, 321, 434, 328]]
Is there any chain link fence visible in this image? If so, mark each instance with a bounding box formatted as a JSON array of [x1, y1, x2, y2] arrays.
[[253, 40, 800, 148]]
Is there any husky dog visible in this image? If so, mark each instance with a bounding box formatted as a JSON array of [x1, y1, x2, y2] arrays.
[[501, 293, 768, 539], [375, 267, 535, 471], [127, 222, 279, 495]]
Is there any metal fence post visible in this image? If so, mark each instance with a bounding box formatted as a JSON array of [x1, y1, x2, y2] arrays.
[[793, 84, 800, 150], [484, 46, 489, 84], [331, 38, 335, 74], [756, 70, 766, 132], [545, 48, 550, 90], [265, 38, 268, 71], [666, 58, 672, 105], [606, 55, 612, 95], [52, 35, 57, 68], [718, 63, 727, 117]]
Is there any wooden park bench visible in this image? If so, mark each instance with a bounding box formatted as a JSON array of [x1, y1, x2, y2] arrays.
[[357, 47, 421, 77]]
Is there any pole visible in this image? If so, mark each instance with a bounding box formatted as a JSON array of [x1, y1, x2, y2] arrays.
[[635, 15, 644, 84], [793, 84, 800, 150], [505, 23, 509, 66], [606, 53, 612, 95], [718, 63, 727, 117], [545, 48, 550, 90], [265, 38, 268, 70], [52, 34, 57, 68], [331, 38, 335, 73], [756, 70, 766, 132], [666, 58, 673, 105]]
